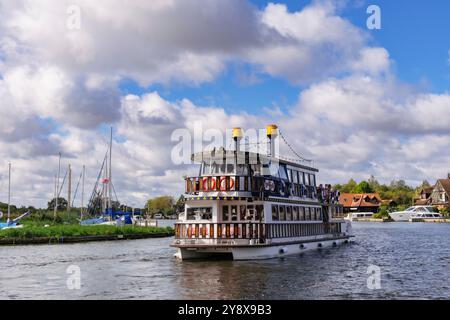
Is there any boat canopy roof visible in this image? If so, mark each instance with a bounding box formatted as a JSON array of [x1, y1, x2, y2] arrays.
[[192, 148, 269, 164], [191, 148, 317, 172]]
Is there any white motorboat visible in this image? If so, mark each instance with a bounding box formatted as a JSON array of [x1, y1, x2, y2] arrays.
[[389, 206, 439, 222], [409, 211, 442, 222]]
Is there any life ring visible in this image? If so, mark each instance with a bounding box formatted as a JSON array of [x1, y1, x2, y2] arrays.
[[202, 177, 208, 191], [264, 180, 271, 191], [219, 177, 235, 191], [202, 177, 216, 191], [270, 180, 275, 192]]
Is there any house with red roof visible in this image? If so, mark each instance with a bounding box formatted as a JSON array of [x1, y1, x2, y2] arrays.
[[339, 193, 382, 214]]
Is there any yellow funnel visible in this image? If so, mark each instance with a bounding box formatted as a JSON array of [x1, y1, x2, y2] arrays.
[[232, 127, 243, 139], [266, 124, 278, 137]]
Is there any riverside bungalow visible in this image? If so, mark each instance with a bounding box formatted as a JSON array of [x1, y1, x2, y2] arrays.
[[413, 186, 434, 205], [339, 193, 382, 214], [430, 175, 450, 210]]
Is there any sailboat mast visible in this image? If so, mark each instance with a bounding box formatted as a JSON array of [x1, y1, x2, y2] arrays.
[[103, 157, 107, 213], [81, 165, 85, 220], [7, 162, 11, 223], [108, 127, 112, 209], [67, 164, 72, 212], [54, 152, 61, 221]]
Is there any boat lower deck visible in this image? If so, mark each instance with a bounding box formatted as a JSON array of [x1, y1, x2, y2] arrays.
[[172, 234, 351, 260]]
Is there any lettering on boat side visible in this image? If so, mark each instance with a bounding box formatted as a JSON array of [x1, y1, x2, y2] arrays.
[[178, 304, 272, 317]]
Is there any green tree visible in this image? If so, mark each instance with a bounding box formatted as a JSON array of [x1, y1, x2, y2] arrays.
[[351, 181, 374, 193], [146, 196, 175, 217], [340, 179, 357, 193], [47, 197, 68, 211], [175, 195, 185, 214], [420, 180, 431, 188], [368, 175, 380, 190]]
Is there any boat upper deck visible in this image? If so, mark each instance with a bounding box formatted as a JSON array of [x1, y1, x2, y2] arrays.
[[185, 149, 319, 201]]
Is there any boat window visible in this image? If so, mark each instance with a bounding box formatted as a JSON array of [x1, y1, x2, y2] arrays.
[[286, 206, 292, 221], [226, 164, 235, 174], [238, 176, 247, 191], [272, 205, 279, 221], [288, 169, 293, 182], [279, 205, 286, 221], [299, 207, 305, 220], [311, 175, 316, 187], [299, 172, 304, 184], [187, 207, 212, 221], [306, 174, 311, 186], [202, 162, 211, 175], [278, 165, 288, 180], [222, 205, 230, 222], [292, 206, 299, 221], [256, 205, 264, 221], [239, 205, 246, 221], [305, 207, 310, 220], [245, 205, 254, 221], [211, 162, 226, 175], [236, 164, 249, 176], [231, 205, 238, 221], [293, 171, 299, 184]]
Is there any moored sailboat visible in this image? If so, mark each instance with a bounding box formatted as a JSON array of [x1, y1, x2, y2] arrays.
[[81, 128, 141, 226], [0, 163, 30, 230]]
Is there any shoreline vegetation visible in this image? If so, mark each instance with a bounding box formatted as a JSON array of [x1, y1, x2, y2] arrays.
[[0, 202, 176, 246], [0, 195, 182, 246], [0, 224, 174, 245]]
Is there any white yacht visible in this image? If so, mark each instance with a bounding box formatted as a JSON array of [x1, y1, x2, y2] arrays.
[[389, 206, 439, 222], [345, 212, 374, 221], [409, 211, 442, 222], [171, 125, 352, 260]]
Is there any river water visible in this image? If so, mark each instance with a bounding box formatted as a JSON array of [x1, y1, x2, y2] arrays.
[[1, 222, 450, 300]]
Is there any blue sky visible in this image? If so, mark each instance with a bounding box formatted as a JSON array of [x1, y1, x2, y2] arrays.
[[119, 0, 450, 115]]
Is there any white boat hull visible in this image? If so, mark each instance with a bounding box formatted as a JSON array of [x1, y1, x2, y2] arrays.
[[389, 212, 411, 222], [174, 237, 350, 261]]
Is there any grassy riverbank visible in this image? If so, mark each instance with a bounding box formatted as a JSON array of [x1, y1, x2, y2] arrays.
[[0, 224, 173, 240]]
